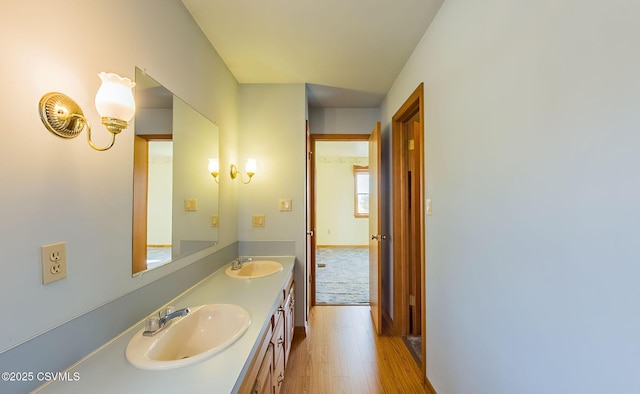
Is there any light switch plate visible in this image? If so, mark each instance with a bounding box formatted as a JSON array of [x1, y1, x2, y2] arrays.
[[426, 198, 432, 216], [252, 214, 265, 227], [185, 198, 198, 211], [278, 198, 292, 211], [211, 214, 219, 227]]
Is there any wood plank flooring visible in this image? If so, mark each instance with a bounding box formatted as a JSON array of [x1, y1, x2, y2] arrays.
[[281, 306, 429, 394]]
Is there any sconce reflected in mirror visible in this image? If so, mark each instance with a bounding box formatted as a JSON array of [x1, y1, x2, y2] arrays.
[[38, 72, 135, 151], [208, 158, 220, 184], [230, 159, 257, 184]]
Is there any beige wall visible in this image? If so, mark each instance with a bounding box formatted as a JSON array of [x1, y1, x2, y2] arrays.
[[147, 142, 172, 245], [238, 83, 307, 325], [316, 156, 369, 246]]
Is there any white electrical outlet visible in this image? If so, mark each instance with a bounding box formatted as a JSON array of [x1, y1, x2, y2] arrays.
[[41, 242, 67, 285]]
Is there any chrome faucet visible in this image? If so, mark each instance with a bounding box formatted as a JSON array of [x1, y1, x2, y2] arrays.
[[143, 306, 190, 337], [231, 257, 253, 270]]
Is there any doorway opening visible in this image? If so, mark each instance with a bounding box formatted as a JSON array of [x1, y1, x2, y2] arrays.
[[310, 135, 371, 306], [392, 84, 427, 375], [146, 140, 173, 269], [133, 134, 173, 273]]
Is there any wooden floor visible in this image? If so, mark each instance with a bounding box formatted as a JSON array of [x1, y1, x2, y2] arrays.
[[281, 305, 429, 394]]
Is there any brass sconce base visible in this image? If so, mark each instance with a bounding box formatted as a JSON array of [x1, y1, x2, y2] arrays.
[[101, 117, 128, 135], [229, 163, 255, 184], [38, 92, 86, 139], [230, 164, 239, 179]]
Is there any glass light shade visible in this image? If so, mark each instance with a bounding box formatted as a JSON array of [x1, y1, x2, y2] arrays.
[[245, 159, 257, 175], [94, 72, 136, 121], [208, 158, 220, 174]]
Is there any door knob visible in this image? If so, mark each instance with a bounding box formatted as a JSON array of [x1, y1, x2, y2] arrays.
[[371, 234, 380, 241], [306, 230, 314, 236]]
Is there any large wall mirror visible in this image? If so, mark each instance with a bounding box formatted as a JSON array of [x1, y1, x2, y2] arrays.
[[132, 67, 219, 275]]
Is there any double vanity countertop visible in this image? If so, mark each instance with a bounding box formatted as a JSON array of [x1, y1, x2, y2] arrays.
[[34, 256, 295, 394]]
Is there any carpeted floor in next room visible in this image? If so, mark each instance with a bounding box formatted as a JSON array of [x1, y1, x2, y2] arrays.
[[316, 247, 369, 305]]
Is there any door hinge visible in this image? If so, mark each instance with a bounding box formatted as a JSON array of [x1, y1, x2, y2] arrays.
[[408, 139, 415, 151]]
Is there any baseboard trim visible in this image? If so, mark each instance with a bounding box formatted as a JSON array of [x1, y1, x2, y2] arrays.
[[316, 245, 368, 248], [382, 308, 393, 334], [294, 326, 307, 338], [426, 376, 437, 394]]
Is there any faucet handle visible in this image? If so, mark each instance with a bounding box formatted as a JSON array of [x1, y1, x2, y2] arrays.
[[160, 306, 175, 319], [145, 316, 160, 332]]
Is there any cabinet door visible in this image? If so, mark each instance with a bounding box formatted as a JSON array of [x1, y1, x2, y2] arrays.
[[273, 308, 286, 362], [284, 283, 295, 364], [253, 343, 273, 394], [273, 345, 286, 394]]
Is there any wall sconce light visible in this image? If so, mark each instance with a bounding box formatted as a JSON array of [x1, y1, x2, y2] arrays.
[[38, 72, 136, 151], [230, 158, 257, 184], [208, 158, 220, 184]]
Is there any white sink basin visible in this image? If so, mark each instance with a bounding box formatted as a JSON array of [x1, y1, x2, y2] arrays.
[[126, 304, 251, 370], [225, 260, 283, 279]]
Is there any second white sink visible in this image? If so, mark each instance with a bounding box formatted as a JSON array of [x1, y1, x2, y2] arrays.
[[126, 304, 251, 370], [225, 260, 283, 279]]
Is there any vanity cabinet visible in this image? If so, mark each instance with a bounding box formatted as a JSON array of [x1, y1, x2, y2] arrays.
[[272, 305, 286, 393], [239, 274, 295, 394]]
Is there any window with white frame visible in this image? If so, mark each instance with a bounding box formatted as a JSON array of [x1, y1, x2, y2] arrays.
[[354, 165, 369, 217]]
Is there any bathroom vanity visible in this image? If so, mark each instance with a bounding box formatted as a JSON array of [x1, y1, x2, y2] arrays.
[[34, 256, 295, 394], [238, 269, 295, 393]]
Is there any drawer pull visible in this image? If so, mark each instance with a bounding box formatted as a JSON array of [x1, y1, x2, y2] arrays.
[[277, 336, 284, 345], [277, 373, 285, 384]]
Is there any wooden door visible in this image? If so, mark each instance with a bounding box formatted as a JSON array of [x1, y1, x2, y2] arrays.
[[305, 121, 314, 322], [369, 122, 382, 334], [392, 83, 426, 377], [409, 119, 422, 335], [132, 136, 149, 274]]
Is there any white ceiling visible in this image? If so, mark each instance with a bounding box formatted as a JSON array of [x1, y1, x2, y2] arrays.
[[181, 0, 444, 108]]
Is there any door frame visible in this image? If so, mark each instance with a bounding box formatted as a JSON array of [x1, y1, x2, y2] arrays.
[[308, 133, 371, 306], [391, 84, 427, 372]]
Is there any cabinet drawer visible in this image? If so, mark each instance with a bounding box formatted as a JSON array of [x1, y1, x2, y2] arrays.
[[273, 289, 285, 328]]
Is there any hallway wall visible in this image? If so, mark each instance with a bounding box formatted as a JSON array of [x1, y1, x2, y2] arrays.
[[382, 1, 640, 393]]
